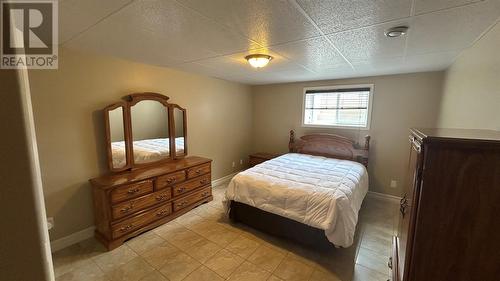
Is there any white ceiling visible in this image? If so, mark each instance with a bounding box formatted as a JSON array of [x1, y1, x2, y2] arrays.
[[60, 0, 500, 85]]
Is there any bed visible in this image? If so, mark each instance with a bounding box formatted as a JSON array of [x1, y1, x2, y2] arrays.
[[224, 130, 370, 247], [111, 137, 185, 167]]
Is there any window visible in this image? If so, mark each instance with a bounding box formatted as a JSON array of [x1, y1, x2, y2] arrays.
[[302, 85, 373, 129]]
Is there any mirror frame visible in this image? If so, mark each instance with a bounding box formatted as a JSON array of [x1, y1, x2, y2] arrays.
[[103, 92, 188, 171], [126, 93, 172, 168], [103, 101, 132, 172], [171, 104, 187, 159]]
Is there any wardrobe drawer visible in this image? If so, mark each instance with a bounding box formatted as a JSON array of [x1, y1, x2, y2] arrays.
[[187, 163, 211, 179], [111, 180, 153, 203], [173, 186, 211, 212], [173, 174, 211, 197], [111, 203, 172, 239], [112, 188, 171, 220], [156, 171, 186, 190]]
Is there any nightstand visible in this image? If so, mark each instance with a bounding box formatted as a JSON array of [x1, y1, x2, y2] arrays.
[[249, 153, 281, 167]]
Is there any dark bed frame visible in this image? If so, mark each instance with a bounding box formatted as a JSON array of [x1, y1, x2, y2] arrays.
[[228, 130, 370, 247]]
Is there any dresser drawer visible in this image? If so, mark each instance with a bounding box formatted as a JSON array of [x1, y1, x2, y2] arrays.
[[187, 163, 211, 179], [111, 203, 172, 239], [156, 171, 186, 190], [173, 186, 211, 212], [112, 188, 171, 220], [111, 180, 153, 204], [173, 174, 211, 197]]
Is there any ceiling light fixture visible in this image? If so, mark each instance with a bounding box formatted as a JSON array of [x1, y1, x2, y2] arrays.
[[384, 26, 409, 38], [245, 54, 273, 68]]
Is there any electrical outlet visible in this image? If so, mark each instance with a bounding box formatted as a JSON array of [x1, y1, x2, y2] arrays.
[[232, 161, 235, 168], [47, 217, 54, 230], [390, 180, 397, 188], [239, 159, 243, 165]]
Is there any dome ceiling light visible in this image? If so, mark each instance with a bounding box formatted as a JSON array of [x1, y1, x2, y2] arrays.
[[384, 26, 409, 38], [245, 54, 273, 68]]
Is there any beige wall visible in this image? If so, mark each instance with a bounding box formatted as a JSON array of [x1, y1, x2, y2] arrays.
[[130, 100, 169, 141], [438, 23, 500, 130], [0, 68, 53, 280], [28, 48, 253, 240], [251, 72, 444, 196], [108, 106, 125, 142]]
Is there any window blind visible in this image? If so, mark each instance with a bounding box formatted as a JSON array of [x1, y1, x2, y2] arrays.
[[304, 87, 371, 128]]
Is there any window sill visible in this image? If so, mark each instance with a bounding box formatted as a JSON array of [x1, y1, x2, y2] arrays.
[[301, 123, 370, 130]]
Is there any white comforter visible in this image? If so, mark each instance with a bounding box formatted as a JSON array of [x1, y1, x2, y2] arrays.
[[225, 153, 368, 247], [111, 137, 185, 167]]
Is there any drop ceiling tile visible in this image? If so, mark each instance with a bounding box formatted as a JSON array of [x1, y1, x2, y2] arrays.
[[407, 0, 500, 55], [353, 57, 407, 77], [269, 37, 349, 70], [403, 51, 459, 70], [100, 0, 261, 56], [353, 51, 459, 77], [327, 20, 409, 62], [295, 0, 412, 35], [413, 0, 483, 15], [192, 49, 308, 77], [177, 0, 320, 46], [65, 18, 217, 66], [59, 0, 133, 44], [173, 62, 242, 81], [313, 64, 358, 77]]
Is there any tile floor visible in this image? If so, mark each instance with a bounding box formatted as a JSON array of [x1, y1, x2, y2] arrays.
[[53, 184, 398, 281]]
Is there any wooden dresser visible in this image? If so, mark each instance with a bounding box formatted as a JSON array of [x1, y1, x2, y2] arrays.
[[392, 128, 500, 281], [90, 156, 212, 250]]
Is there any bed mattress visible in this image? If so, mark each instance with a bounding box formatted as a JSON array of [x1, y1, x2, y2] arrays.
[[224, 153, 368, 247]]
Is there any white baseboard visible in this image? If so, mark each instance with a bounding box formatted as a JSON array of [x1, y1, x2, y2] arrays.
[[50, 226, 95, 253], [212, 172, 239, 187], [367, 191, 402, 203]]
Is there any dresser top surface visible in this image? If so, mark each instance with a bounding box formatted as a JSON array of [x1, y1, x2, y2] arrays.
[[90, 156, 212, 189], [412, 128, 500, 143]]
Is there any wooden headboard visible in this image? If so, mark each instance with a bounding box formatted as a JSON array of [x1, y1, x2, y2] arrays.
[[288, 130, 370, 167]]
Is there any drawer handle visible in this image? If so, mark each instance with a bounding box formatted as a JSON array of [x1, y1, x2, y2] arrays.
[[177, 187, 186, 193], [195, 169, 202, 174], [201, 191, 209, 197], [120, 205, 133, 213], [166, 177, 176, 184], [127, 188, 140, 194], [177, 201, 188, 207], [155, 194, 169, 201], [119, 224, 133, 232], [200, 178, 208, 185], [400, 195, 408, 218], [156, 210, 169, 217], [388, 257, 393, 269]]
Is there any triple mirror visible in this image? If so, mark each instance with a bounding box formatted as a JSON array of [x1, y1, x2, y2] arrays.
[[103, 93, 187, 172]]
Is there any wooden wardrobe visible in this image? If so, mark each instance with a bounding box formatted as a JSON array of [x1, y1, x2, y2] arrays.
[[392, 128, 500, 281]]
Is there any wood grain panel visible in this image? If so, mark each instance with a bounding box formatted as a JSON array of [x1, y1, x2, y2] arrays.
[[110, 180, 153, 204], [156, 171, 186, 190], [111, 203, 172, 239], [186, 163, 211, 179], [289, 130, 370, 167], [90, 156, 211, 188], [173, 186, 211, 211], [112, 188, 171, 220], [173, 174, 211, 197], [395, 128, 500, 281], [410, 143, 500, 281]]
